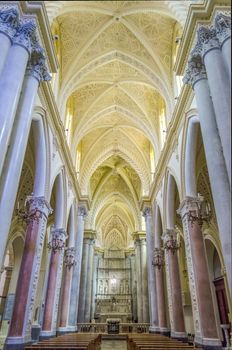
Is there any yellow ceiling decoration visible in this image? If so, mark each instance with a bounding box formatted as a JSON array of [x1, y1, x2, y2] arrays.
[[45, 0, 199, 248]]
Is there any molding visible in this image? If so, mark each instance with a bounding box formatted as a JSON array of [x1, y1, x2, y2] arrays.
[[174, 0, 230, 76]]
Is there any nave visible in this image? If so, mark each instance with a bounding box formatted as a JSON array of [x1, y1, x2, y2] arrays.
[[0, 1, 231, 350]]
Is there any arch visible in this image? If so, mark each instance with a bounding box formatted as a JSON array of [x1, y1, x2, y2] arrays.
[[153, 201, 163, 248], [164, 170, 181, 229], [49, 168, 67, 228], [59, 51, 173, 120], [80, 143, 150, 195], [181, 110, 200, 197]]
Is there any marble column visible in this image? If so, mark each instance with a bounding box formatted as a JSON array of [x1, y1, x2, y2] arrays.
[[153, 205, 168, 334], [0, 43, 51, 269], [162, 229, 187, 340], [183, 56, 231, 297], [140, 238, 149, 323], [77, 235, 90, 323], [196, 25, 231, 185], [134, 238, 142, 323], [0, 266, 12, 323], [41, 228, 66, 337], [214, 12, 231, 79], [130, 253, 137, 322], [178, 197, 221, 349], [0, 6, 19, 77], [0, 19, 36, 177], [84, 237, 95, 322], [91, 253, 99, 321], [6, 197, 52, 345], [142, 206, 159, 332], [68, 205, 87, 331], [59, 247, 76, 330]]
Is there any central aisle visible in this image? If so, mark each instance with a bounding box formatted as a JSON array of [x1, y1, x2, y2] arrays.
[[101, 340, 127, 350]]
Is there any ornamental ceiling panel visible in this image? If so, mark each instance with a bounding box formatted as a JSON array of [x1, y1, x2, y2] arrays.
[[57, 12, 111, 76], [125, 12, 176, 76]]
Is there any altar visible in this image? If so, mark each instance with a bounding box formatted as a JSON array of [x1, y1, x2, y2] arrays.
[[106, 318, 120, 334]]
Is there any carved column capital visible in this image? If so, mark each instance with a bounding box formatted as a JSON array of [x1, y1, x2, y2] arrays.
[[13, 19, 37, 54], [152, 248, 165, 269], [197, 25, 220, 57], [64, 247, 76, 269], [17, 195, 52, 223], [0, 6, 19, 40], [214, 12, 231, 45], [183, 54, 207, 87], [142, 206, 152, 218], [162, 229, 180, 253], [26, 43, 51, 82], [178, 196, 211, 227], [77, 204, 87, 218], [48, 227, 67, 252]]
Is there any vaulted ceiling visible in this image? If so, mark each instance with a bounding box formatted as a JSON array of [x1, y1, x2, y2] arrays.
[[45, 0, 201, 248]]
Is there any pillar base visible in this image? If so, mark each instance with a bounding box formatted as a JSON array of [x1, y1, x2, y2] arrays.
[[171, 331, 188, 342], [39, 330, 56, 339], [66, 326, 77, 332], [194, 336, 222, 350], [149, 326, 160, 333], [31, 324, 41, 342], [159, 327, 170, 336], [4, 336, 31, 350]]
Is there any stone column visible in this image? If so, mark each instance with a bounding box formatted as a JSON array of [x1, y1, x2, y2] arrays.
[[134, 238, 142, 323], [183, 56, 231, 296], [178, 197, 221, 349], [41, 228, 66, 337], [68, 205, 87, 331], [0, 266, 13, 324], [142, 206, 159, 332], [77, 235, 90, 323], [5, 197, 52, 346], [162, 229, 187, 340], [153, 205, 168, 334], [84, 235, 95, 322], [196, 25, 231, 184], [130, 253, 137, 322], [59, 247, 76, 331], [0, 6, 19, 77], [0, 42, 51, 269], [214, 12, 231, 79], [91, 252, 99, 321], [0, 19, 36, 176], [140, 238, 149, 324]]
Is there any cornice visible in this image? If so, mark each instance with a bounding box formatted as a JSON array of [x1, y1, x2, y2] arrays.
[[21, 1, 59, 72], [174, 0, 231, 76], [132, 231, 146, 241]]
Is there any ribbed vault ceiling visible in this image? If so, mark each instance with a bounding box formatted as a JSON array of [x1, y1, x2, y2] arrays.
[[46, 0, 201, 248]]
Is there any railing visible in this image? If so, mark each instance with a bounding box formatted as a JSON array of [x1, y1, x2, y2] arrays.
[[77, 323, 150, 334]]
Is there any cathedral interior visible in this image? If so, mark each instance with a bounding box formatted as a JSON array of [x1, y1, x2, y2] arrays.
[[0, 1, 231, 350]]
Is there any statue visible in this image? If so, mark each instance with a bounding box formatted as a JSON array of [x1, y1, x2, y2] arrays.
[[98, 280, 103, 294], [104, 280, 108, 294]]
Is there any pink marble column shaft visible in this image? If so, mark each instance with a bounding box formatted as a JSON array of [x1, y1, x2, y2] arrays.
[[168, 251, 185, 334], [155, 265, 167, 330], [8, 197, 51, 337], [42, 228, 66, 332], [59, 247, 75, 328]]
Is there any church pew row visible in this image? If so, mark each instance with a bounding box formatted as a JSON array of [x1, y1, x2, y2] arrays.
[[127, 334, 195, 350], [24, 333, 101, 350]]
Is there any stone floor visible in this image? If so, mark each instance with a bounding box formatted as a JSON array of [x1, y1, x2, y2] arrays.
[[101, 340, 127, 350]]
